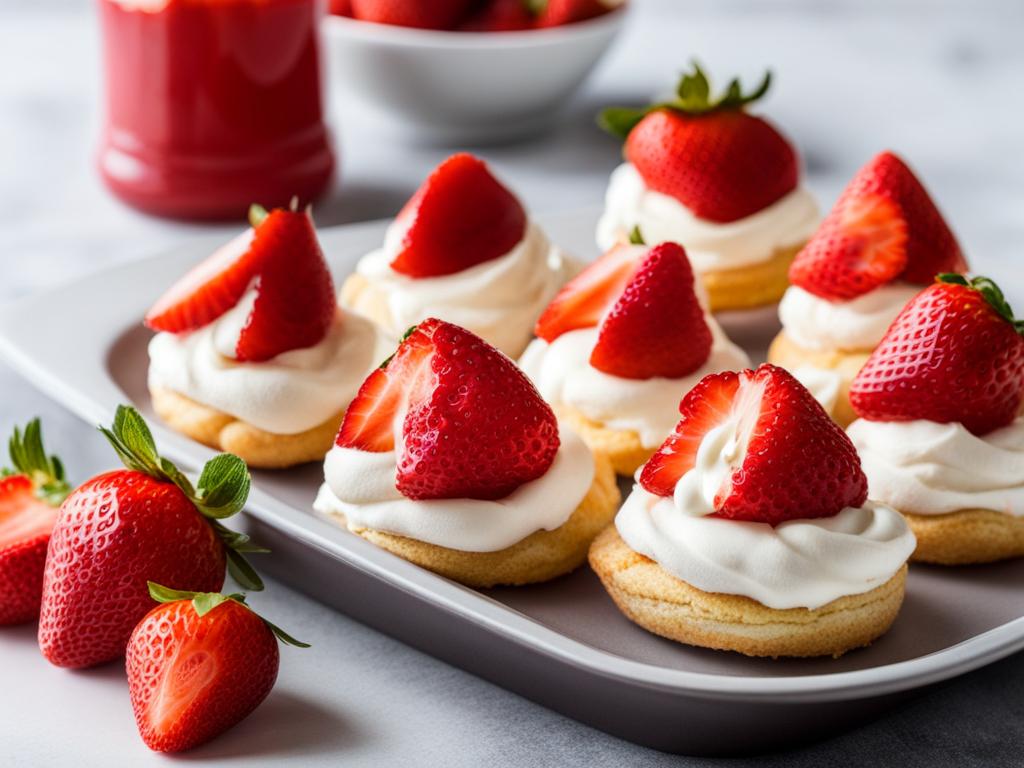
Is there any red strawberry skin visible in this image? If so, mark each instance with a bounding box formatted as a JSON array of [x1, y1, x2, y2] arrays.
[[351, 0, 475, 30], [590, 242, 712, 380], [388, 154, 527, 278], [127, 599, 279, 753], [0, 476, 58, 625], [328, 0, 353, 16], [790, 151, 967, 301], [626, 109, 798, 224], [398, 321, 560, 500], [38, 470, 226, 669], [233, 210, 336, 362], [641, 364, 868, 525], [536, 0, 611, 27], [850, 280, 1024, 436], [460, 0, 534, 31]]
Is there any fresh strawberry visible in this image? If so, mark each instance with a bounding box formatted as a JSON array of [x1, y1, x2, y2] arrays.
[[534, 242, 638, 342], [535, 0, 614, 27], [337, 319, 560, 500], [350, 0, 475, 29], [850, 275, 1024, 435], [38, 406, 263, 669], [589, 242, 712, 379], [328, 0, 353, 16], [388, 154, 527, 278], [459, 0, 535, 31], [146, 203, 336, 363], [0, 420, 70, 625], [790, 152, 967, 301], [127, 583, 307, 753], [640, 364, 867, 524], [600, 64, 797, 224]]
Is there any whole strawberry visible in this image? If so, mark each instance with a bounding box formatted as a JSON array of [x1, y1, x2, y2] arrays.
[[600, 63, 798, 223], [640, 364, 867, 524], [850, 274, 1024, 435], [337, 318, 560, 500], [38, 406, 264, 668], [0, 420, 70, 625], [127, 583, 307, 753]]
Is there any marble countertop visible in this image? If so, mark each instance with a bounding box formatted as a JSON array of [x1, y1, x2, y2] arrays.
[[1, 0, 1023, 765]]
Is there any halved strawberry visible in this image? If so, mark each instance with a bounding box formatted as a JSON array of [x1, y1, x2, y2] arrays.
[[337, 319, 560, 500], [640, 364, 867, 525], [850, 274, 1024, 436], [790, 151, 967, 301], [0, 419, 69, 626], [590, 242, 712, 379], [534, 243, 639, 342], [388, 154, 527, 278]]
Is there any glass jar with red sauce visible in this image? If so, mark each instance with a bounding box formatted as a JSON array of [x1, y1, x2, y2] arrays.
[[97, 0, 335, 220]]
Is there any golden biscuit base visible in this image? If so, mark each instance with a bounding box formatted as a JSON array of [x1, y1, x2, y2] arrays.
[[150, 386, 342, 469], [333, 453, 620, 588], [767, 330, 871, 428], [700, 242, 804, 312], [588, 525, 908, 658], [555, 405, 654, 477], [904, 509, 1024, 565]]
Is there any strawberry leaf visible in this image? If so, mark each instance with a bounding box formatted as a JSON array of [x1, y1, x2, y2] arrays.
[[196, 454, 251, 519], [628, 226, 646, 245], [5, 418, 71, 506]]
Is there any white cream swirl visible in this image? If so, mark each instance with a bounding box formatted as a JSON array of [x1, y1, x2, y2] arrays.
[[616, 486, 915, 610], [348, 220, 577, 357], [847, 418, 1024, 516], [519, 323, 748, 449], [595, 163, 819, 272], [779, 284, 921, 352], [313, 426, 595, 552], [148, 292, 391, 435]]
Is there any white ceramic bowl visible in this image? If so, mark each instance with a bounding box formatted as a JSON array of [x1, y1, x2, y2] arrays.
[[323, 8, 628, 145]]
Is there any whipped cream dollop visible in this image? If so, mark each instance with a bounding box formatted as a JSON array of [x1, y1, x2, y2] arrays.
[[519, 322, 749, 449], [791, 366, 841, 414], [779, 283, 921, 352], [148, 289, 390, 435], [616, 487, 915, 610], [349, 220, 577, 357], [595, 163, 819, 272], [847, 418, 1024, 517], [314, 426, 595, 552]]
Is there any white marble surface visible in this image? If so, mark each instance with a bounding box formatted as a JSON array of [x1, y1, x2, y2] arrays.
[[2, 0, 1024, 765]]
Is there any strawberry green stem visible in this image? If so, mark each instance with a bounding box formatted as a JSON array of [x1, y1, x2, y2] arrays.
[[3, 418, 70, 506]]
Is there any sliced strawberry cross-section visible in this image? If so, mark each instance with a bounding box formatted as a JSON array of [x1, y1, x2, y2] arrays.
[[388, 154, 527, 278], [589, 242, 712, 380], [337, 319, 560, 500], [640, 364, 868, 525]]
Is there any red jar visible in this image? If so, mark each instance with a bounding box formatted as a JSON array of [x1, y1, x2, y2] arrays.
[[97, 0, 335, 220]]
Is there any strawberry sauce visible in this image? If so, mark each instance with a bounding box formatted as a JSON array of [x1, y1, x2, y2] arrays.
[[97, 0, 335, 220]]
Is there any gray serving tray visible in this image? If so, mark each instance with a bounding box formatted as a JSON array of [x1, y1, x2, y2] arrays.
[[1, 209, 1022, 755]]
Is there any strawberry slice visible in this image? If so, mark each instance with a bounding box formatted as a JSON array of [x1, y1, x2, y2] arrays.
[[790, 151, 967, 301], [850, 274, 1024, 436], [590, 242, 712, 379], [534, 243, 639, 342], [640, 364, 868, 525], [388, 154, 527, 278], [337, 319, 560, 500]]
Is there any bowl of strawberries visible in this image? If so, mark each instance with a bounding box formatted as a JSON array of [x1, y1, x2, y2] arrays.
[[324, 0, 628, 144]]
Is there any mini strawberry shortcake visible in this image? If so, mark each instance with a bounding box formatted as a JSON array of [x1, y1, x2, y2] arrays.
[[340, 153, 577, 358], [146, 204, 391, 469], [314, 318, 620, 587], [770, 152, 968, 426], [590, 364, 915, 658], [520, 240, 748, 475], [847, 275, 1024, 565], [596, 64, 819, 312]]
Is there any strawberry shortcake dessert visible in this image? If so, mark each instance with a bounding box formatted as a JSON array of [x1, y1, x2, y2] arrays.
[[596, 64, 819, 312], [341, 153, 577, 358], [848, 275, 1024, 565], [520, 240, 748, 475], [314, 318, 620, 587], [146, 204, 391, 469], [589, 364, 915, 658], [770, 151, 968, 426]]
